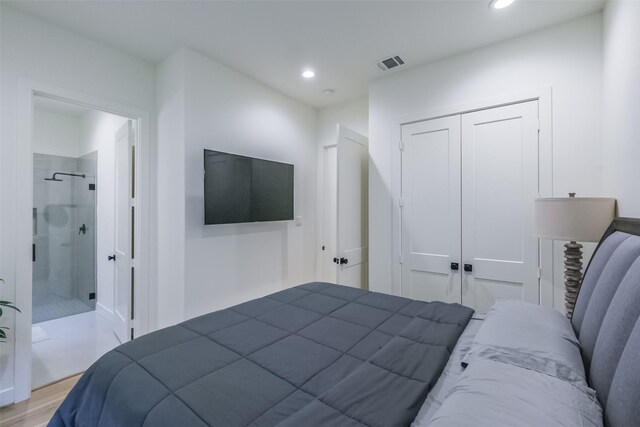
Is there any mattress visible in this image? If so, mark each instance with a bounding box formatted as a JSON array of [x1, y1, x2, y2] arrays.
[[50, 282, 474, 427]]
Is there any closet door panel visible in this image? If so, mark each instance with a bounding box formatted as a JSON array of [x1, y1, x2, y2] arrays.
[[461, 101, 539, 313], [401, 116, 461, 303]]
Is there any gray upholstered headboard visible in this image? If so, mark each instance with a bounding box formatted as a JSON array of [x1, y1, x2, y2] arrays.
[[571, 217, 640, 427]]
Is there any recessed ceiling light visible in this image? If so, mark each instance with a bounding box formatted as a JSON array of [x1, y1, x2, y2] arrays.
[[302, 70, 315, 79], [490, 0, 515, 9]]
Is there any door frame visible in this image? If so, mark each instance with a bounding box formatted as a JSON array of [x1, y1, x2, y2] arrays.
[[391, 87, 553, 307], [13, 79, 151, 403]]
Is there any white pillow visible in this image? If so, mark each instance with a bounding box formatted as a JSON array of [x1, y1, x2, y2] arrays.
[[425, 360, 603, 427], [462, 300, 588, 388]]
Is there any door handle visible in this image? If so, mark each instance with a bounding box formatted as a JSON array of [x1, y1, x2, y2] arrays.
[[108, 254, 116, 261], [464, 264, 473, 273], [450, 262, 459, 271], [339, 257, 348, 265]]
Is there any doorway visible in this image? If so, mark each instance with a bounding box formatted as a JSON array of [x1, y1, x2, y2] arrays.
[[13, 81, 151, 404], [30, 96, 132, 389], [320, 125, 368, 289]]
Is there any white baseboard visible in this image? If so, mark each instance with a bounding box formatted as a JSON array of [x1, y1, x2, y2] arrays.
[[0, 387, 15, 407], [96, 302, 113, 322]]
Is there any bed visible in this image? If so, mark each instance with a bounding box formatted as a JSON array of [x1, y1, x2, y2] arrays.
[[51, 218, 640, 427], [50, 282, 474, 426]]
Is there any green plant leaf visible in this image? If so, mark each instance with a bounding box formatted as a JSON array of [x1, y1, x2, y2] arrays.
[[0, 302, 20, 313]]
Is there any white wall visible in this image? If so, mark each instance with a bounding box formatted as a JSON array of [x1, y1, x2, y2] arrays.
[[183, 49, 317, 318], [0, 6, 156, 405], [79, 110, 128, 318], [315, 97, 369, 278], [156, 50, 186, 328], [156, 48, 318, 323], [602, 1, 640, 217], [369, 14, 604, 312], [33, 109, 83, 157]]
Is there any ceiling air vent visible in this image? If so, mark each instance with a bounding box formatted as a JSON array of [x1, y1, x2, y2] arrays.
[[376, 55, 405, 71]]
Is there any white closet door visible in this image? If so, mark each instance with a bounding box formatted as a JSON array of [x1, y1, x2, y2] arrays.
[[461, 101, 539, 313], [336, 125, 369, 289], [401, 116, 461, 303]]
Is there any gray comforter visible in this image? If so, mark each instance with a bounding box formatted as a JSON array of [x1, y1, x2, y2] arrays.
[[50, 282, 473, 427]]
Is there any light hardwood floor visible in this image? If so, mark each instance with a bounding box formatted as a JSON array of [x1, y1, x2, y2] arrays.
[[0, 374, 80, 427]]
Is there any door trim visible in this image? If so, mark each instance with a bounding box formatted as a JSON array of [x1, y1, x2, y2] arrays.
[[391, 87, 553, 307], [13, 79, 151, 403]]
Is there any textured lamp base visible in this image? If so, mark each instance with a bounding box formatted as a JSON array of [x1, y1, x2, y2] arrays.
[[564, 241, 583, 319]]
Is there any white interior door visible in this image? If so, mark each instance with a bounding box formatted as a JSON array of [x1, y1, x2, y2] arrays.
[[113, 120, 134, 343], [322, 145, 338, 283], [461, 101, 539, 313], [400, 116, 462, 303], [336, 126, 368, 289]]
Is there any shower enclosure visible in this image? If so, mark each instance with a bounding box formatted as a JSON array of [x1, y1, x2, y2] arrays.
[[32, 153, 97, 324]]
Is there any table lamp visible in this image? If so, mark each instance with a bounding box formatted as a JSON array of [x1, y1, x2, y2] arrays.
[[534, 194, 616, 318]]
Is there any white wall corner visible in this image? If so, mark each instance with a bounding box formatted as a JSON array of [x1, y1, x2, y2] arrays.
[[155, 50, 188, 328], [602, 0, 640, 217]]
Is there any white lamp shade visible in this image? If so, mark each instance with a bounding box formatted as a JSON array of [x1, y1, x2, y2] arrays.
[[534, 197, 616, 242]]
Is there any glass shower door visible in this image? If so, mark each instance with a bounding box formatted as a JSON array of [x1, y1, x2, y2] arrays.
[[32, 153, 97, 324]]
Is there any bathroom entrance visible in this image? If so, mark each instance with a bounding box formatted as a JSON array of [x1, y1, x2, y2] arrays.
[[30, 95, 130, 389]]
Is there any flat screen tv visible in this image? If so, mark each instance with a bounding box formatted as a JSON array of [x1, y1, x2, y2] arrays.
[[204, 149, 294, 225]]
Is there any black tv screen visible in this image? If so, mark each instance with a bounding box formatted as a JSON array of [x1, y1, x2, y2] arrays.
[[204, 149, 294, 225]]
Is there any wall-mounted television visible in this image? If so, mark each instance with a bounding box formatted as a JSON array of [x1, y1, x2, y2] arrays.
[[204, 149, 294, 225]]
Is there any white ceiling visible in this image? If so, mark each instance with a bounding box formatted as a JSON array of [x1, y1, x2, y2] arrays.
[[6, 0, 605, 108]]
